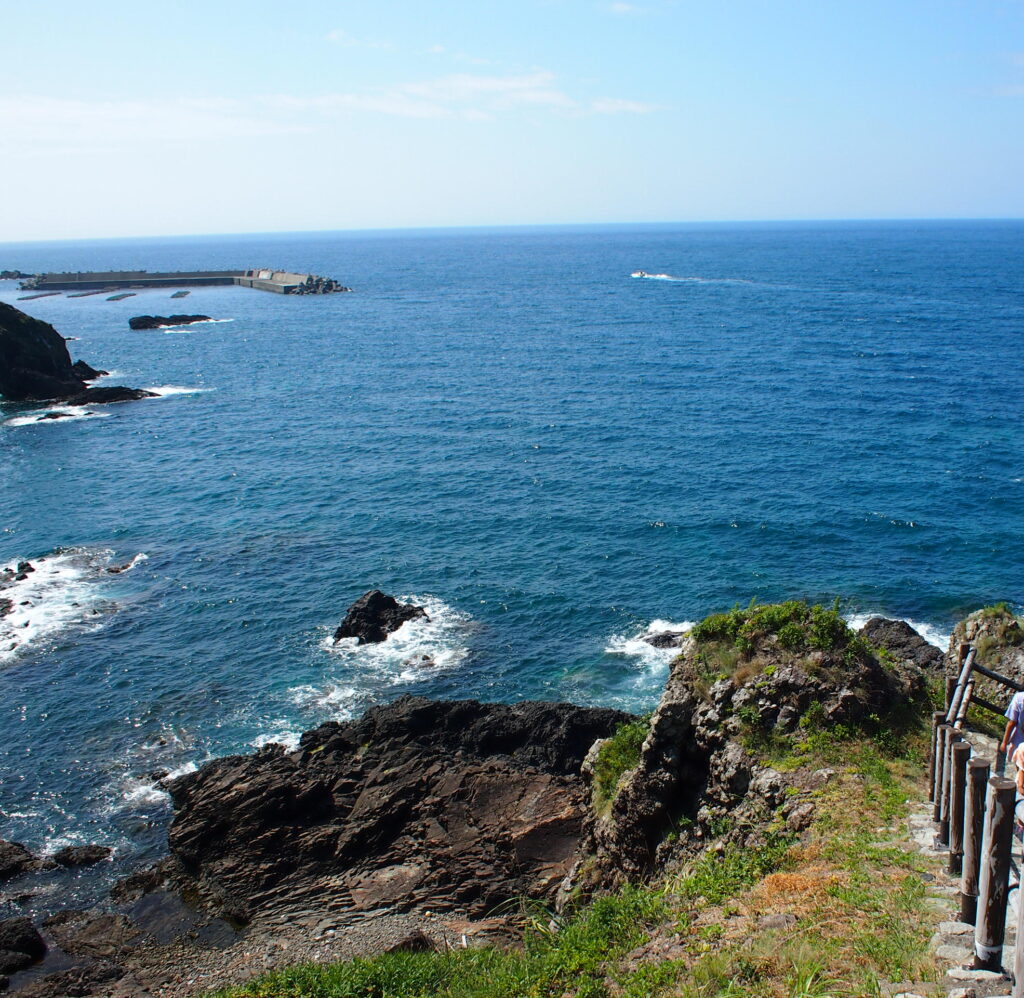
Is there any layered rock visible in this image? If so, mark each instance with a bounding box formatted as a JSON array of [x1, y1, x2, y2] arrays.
[[165, 696, 630, 921], [0, 301, 150, 404], [333, 590, 427, 645]]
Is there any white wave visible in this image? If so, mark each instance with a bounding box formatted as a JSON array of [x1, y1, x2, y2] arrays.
[[164, 317, 234, 328], [250, 729, 302, 752], [0, 548, 146, 662], [605, 619, 695, 671], [106, 759, 200, 814], [844, 612, 951, 651], [290, 683, 358, 714], [143, 385, 214, 397], [323, 595, 472, 680], [4, 406, 112, 427]]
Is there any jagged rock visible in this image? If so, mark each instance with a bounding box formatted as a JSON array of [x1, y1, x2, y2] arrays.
[[0, 917, 46, 972], [0, 840, 40, 879], [642, 630, 687, 649], [333, 590, 428, 645], [165, 696, 630, 920], [573, 608, 925, 890], [0, 301, 148, 404], [70, 360, 106, 381], [947, 606, 1024, 692], [128, 314, 211, 330], [53, 844, 112, 867], [859, 618, 943, 671], [63, 386, 158, 407]]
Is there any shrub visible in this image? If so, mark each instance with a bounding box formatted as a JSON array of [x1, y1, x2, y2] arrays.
[[592, 715, 650, 812]]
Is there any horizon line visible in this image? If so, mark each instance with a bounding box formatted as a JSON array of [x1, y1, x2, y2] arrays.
[[2, 215, 1022, 248]]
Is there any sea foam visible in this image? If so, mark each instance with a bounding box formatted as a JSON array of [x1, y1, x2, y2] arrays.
[[0, 549, 147, 662]]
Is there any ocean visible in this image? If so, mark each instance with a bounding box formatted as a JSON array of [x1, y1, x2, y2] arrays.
[[0, 220, 1022, 911]]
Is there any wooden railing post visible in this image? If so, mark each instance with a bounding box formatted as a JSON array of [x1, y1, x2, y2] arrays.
[[948, 741, 972, 875], [946, 674, 957, 709], [934, 725, 951, 823], [960, 758, 991, 924], [973, 777, 1016, 972], [929, 710, 946, 802], [939, 729, 961, 846]]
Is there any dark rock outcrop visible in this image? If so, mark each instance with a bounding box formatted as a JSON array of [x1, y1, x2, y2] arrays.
[[333, 590, 427, 645], [70, 360, 107, 381], [0, 917, 46, 973], [128, 315, 211, 330], [642, 630, 687, 649], [63, 387, 158, 407], [0, 840, 40, 879], [0, 300, 87, 401], [166, 696, 630, 920], [0, 301, 148, 405], [859, 617, 943, 671], [53, 845, 112, 867]]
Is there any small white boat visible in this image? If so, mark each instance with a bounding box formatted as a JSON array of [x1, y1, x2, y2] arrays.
[[631, 270, 648, 278]]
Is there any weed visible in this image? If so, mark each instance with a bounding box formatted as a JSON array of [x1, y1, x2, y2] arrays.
[[591, 715, 650, 813]]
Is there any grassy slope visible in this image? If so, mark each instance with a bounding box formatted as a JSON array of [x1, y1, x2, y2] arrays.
[[210, 735, 938, 998]]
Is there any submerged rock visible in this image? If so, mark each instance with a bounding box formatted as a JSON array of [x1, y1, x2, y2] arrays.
[[165, 696, 630, 920], [53, 844, 112, 867], [128, 314, 211, 330], [333, 590, 428, 645]]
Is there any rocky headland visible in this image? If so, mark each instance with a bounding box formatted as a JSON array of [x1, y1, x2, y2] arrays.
[[0, 302, 155, 406], [1, 601, 1018, 997]]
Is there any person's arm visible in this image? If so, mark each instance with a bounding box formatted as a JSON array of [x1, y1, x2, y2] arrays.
[[1001, 717, 1016, 753]]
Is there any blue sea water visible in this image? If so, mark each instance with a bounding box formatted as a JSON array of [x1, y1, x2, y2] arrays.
[[0, 220, 1022, 909]]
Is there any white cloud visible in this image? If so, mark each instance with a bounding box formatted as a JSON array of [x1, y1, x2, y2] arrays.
[[0, 71, 658, 154]]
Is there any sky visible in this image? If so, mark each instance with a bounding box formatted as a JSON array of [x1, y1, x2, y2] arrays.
[[1, 0, 1022, 240]]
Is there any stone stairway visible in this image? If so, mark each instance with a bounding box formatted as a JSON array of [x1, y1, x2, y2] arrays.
[[879, 729, 1020, 998]]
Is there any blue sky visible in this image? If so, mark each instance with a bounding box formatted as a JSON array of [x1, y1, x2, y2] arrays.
[[1, 0, 1022, 239]]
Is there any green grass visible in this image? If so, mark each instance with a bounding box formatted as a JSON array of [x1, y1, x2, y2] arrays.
[[591, 715, 649, 813], [209, 886, 672, 998], [690, 600, 864, 659]]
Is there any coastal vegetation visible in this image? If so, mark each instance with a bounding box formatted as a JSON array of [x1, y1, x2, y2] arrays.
[[591, 715, 650, 813]]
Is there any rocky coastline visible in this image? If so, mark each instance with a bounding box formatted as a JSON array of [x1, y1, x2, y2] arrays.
[[0, 302, 154, 406], [0, 603, 1012, 996]]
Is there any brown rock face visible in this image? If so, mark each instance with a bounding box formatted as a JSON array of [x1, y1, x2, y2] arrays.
[[166, 696, 631, 921]]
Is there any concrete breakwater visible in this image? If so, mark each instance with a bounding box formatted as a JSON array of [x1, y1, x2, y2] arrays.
[[19, 269, 351, 295]]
